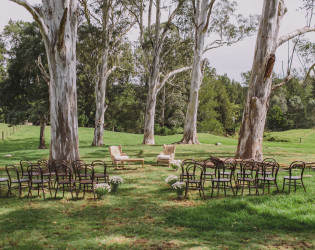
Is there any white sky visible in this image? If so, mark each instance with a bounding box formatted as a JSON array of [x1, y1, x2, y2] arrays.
[[0, 0, 314, 82]]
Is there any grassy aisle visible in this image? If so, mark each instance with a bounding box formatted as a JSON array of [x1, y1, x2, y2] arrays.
[[0, 125, 314, 249]]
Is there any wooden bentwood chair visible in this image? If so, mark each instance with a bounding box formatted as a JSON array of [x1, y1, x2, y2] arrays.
[[282, 161, 306, 193], [184, 162, 205, 199], [210, 157, 236, 198]]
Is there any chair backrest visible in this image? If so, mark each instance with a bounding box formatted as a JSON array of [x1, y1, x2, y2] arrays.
[[92, 160, 107, 175], [181, 159, 195, 174], [77, 165, 94, 181], [109, 146, 123, 163], [239, 159, 256, 178], [20, 159, 31, 176], [163, 144, 175, 160], [6, 165, 22, 182], [27, 165, 44, 181], [54, 159, 68, 168], [261, 161, 279, 179], [289, 161, 305, 177], [72, 160, 86, 176], [55, 164, 73, 181], [186, 162, 204, 181]]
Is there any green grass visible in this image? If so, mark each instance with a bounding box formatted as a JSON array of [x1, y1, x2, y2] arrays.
[[0, 124, 315, 249]]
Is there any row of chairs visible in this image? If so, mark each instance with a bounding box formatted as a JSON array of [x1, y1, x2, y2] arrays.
[[180, 157, 307, 199], [0, 159, 109, 200]]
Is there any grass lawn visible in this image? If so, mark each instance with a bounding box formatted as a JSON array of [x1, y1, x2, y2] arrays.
[[0, 125, 314, 249]]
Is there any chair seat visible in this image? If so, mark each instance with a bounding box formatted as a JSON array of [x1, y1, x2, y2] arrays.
[[257, 177, 275, 181], [79, 180, 96, 184], [213, 178, 230, 182], [11, 179, 29, 183], [237, 177, 255, 182], [237, 171, 252, 175], [284, 176, 301, 180], [258, 171, 272, 175], [0, 178, 8, 182], [58, 179, 76, 184], [187, 180, 201, 184], [95, 173, 108, 178], [43, 172, 56, 176], [31, 179, 49, 184], [222, 172, 232, 175], [204, 172, 215, 175]]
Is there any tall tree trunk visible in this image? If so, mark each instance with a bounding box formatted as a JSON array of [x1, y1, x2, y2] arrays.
[[11, 0, 80, 163], [236, 0, 285, 160], [92, 51, 109, 146], [38, 121, 46, 149], [143, 63, 159, 144], [161, 85, 165, 127], [179, 0, 208, 144]]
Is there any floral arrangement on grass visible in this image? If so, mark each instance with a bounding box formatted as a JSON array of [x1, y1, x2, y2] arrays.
[[171, 181, 186, 197], [109, 176, 124, 185], [109, 176, 124, 192], [165, 175, 179, 186], [170, 160, 182, 171], [94, 183, 111, 197]]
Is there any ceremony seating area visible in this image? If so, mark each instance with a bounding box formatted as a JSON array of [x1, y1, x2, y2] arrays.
[[1, 159, 110, 200]]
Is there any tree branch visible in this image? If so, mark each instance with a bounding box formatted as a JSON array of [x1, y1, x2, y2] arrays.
[[271, 75, 292, 91], [157, 65, 192, 92], [9, 0, 48, 41], [305, 63, 315, 80], [277, 26, 315, 48], [36, 56, 50, 85], [202, 0, 216, 33]]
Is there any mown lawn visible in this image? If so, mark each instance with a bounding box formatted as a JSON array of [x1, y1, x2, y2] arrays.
[[0, 125, 314, 249]]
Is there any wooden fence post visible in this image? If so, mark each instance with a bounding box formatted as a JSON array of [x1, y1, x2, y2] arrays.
[[2, 131, 4, 140]]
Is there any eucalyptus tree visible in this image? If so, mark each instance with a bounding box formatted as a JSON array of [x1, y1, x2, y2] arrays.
[[179, 0, 257, 144], [236, 0, 315, 160], [10, 0, 80, 163], [79, 0, 135, 146], [129, 0, 192, 144]]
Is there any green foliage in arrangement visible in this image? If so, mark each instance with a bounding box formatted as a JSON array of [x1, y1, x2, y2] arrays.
[[0, 125, 314, 248]]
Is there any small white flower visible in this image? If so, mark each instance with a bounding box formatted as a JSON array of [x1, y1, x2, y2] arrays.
[[109, 176, 124, 185], [165, 175, 178, 185], [171, 181, 186, 191]]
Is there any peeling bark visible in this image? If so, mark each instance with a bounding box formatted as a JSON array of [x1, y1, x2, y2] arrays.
[[11, 0, 80, 163], [236, 0, 285, 160]]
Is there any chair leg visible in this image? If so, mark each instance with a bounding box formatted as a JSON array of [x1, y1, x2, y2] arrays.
[[301, 179, 306, 192], [42, 183, 45, 200], [282, 178, 286, 192], [54, 183, 59, 200], [19, 183, 22, 198], [275, 180, 279, 193], [230, 181, 235, 196], [288, 179, 291, 194]]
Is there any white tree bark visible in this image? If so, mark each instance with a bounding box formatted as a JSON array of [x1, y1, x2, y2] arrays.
[[236, 0, 285, 160], [236, 0, 315, 160], [11, 0, 80, 163], [179, 0, 213, 144]]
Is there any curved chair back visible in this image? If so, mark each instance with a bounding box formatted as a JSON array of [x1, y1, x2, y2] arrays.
[[261, 161, 279, 179], [27, 165, 43, 182], [77, 165, 95, 181], [6, 165, 22, 182], [20, 159, 31, 177], [91, 160, 107, 175], [186, 162, 204, 181], [55, 164, 73, 181], [289, 161, 305, 178], [181, 159, 195, 175], [239, 159, 256, 179]]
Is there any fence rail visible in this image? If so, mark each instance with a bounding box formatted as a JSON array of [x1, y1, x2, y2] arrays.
[[1, 125, 23, 140]]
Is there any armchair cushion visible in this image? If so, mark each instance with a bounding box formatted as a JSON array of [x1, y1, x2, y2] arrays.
[[157, 155, 171, 160], [114, 155, 129, 161]]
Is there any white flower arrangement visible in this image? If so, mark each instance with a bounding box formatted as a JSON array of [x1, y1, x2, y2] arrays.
[[170, 160, 182, 171], [171, 181, 186, 191], [165, 175, 179, 185], [171, 181, 186, 195], [94, 183, 111, 196], [109, 176, 124, 185]]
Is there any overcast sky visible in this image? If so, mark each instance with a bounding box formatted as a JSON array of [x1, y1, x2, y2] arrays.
[[0, 0, 314, 82]]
